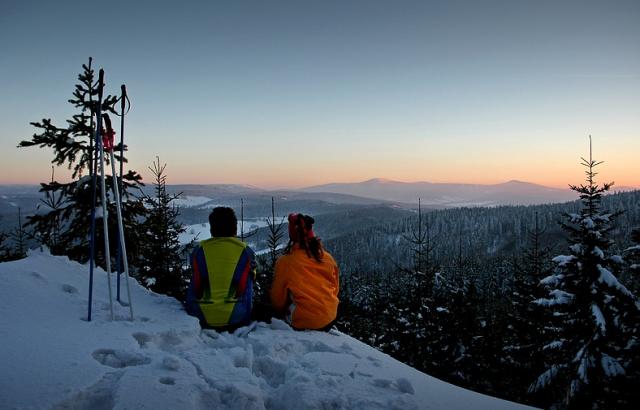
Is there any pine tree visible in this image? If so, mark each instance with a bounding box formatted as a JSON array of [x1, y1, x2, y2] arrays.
[[504, 212, 553, 403], [254, 197, 285, 306], [531, 138, 639, 408], [137, 157, 189, 301], [0, 230, 10, 262], [17, 58, 147, 266], [8, 208, 28, 260], [35, 167, 65, 252], [404, 198, 438, 298], [398, 199, 439, 371], [620, 227, 640, 405], [623, 228, 640, 294], [426, 245, 482, 388], [0, 210, 30, 262], [473, 260, 512, 395]]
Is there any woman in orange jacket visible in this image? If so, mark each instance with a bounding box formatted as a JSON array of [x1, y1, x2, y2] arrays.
[[270, 213, 340, 331]]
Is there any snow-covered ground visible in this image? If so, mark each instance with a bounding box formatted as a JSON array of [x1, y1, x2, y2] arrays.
[[173, 196, 215, 208], [180, 218, 272, 245], [0, 251, 534, 410]]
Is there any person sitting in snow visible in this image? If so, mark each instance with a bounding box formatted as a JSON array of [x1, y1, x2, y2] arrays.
[[186, 207, 256, 331], [270, 213, 340, 331]]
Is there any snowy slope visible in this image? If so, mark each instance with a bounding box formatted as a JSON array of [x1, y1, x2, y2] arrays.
[[172, 196, 215, 208], [0, 251, 534, 410], [179, 219, 271, 245]]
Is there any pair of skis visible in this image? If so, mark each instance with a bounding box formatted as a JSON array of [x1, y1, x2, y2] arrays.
[[87, 69, 134, 322]]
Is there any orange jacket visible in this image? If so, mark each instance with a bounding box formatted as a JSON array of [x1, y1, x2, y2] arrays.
[[270, 246, 340, 330]]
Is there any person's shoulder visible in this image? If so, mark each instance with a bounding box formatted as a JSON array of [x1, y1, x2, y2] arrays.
[[204, 237, 246, 249], [275, 252, 295, 267], [243, 245, 256, 258], [191, 243, 204, 255], [323, 250, 337, 264]]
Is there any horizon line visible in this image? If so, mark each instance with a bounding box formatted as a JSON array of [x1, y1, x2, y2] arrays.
[[1, 177, 638, 192]]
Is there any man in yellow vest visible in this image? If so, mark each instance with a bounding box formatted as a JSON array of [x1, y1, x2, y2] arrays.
[[186, 207, 256, 331]]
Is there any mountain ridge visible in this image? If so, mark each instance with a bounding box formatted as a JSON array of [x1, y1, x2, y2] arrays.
[[298, 178, 578, 206]]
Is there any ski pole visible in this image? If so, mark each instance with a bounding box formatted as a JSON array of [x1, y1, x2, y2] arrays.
[[115, 85, 127, 302], [99, 112, 114, 321], [88, 69, 104, 322], [104, 114, 134, 321]]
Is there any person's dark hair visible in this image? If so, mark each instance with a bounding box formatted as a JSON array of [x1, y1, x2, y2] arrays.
[[209, 207, 237, 237], [285, 213, 324, 262]]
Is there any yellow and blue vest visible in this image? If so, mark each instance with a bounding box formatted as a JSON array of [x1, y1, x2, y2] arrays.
[[186, 237, 255, 328]]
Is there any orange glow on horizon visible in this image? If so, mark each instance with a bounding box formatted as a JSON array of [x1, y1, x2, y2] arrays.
[[3, 163, 637, 191], [2, 136, 638, 190]]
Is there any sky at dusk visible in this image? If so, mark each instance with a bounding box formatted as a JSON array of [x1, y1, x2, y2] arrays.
[[0, 0, 638, 189]]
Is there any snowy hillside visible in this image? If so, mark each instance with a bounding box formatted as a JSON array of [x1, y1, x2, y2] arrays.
[[172, 195, 217, 208], [0, 251, 533, 409], [179, 218, 271, 245]]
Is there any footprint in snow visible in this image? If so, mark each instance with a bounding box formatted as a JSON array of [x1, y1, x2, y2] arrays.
[[30, 271, 47, 282], [132, 332, 152, 348], [367, 356, 382, 367], [395, 378, 415, 395], [92, 348, 151, 368], [61, 284, 78, 294], [299, 339, 341, 354], [162, 356, 181, 371], [53, 371, 122, 410], [156, 330, 184, 351], [159, 377, 176, 385], [372, 378, 393, 389], [372, 377, 414, 394]]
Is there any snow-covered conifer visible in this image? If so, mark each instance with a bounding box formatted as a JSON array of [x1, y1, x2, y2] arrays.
[[138, 157, 189, 300], [624, 228, 640, 290], [504, 213, 553, 404], [532, 138, 638, 408]]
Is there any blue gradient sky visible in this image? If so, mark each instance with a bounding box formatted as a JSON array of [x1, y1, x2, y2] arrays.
[[1, 0, 638, 188]]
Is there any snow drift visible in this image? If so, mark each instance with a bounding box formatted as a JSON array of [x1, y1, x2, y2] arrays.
[[0, 250, 533, 409]]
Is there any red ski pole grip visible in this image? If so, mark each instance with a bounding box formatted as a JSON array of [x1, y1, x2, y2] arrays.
[[102, 127, 116, 151]]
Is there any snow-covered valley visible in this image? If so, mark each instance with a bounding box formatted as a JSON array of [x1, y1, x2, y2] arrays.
[[179, 218, 271, 246]]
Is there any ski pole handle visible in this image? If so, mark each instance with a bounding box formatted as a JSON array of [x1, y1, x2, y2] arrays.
[[120, 84, 127, 113], [98, 69, 104, 103], [102, 114, 115, 151]]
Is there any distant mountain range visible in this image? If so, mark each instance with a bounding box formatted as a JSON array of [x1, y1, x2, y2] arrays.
[[1, 179, 637, 221], [299, 178, 581, 206], [166, 178, 616, 209]]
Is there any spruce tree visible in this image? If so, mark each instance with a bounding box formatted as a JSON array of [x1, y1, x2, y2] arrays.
[[0, 210, 30, 262], [531, 138, 639, 408], [398, 200, 439, 371], [254, 197, 285, 306], [624, 228, 640, 294], [137, 157, 189, 301], [8, 208, 28, 260], [0, 230, 10, 262], [18, 58, 147, 266], [404, 198, 437, 298], [504, 213, 553, 403], [620, 228, 640, 405], [35, 167, 65, 252], [426, 252, 482, 388]]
